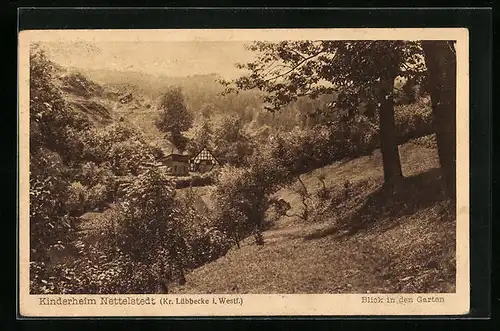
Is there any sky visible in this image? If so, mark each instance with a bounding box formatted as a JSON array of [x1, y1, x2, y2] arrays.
[[40, 41, 256, 79]]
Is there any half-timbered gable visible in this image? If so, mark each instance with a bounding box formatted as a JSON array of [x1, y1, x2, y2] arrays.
[[189, 146, 220, 173]]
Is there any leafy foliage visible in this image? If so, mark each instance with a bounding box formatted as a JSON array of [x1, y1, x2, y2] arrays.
[[29, 46, 90, 262], [30, 45, 92, 165], [212, 147, 293, 245], [29, 46, 174, 293], [29, 161, 75, 262], [212, 116, 255, 167], [81, 123, 158, 176], [186, 118, 214, 156], [222, 40, 428, 183], [156, 87, 194, 152], [224, 40, 425, 113], [175, 169, 220, 189]]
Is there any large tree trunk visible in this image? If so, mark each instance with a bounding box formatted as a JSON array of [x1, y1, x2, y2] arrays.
[[421, 41, 457, 199], [378, 73, 403, 185]]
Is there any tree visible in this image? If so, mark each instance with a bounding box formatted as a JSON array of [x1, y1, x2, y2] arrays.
[[213, 116, 254, 167], [29, 45, 91, 262], [30, 45, 91, 165], [222, 41, 426, 185], [119, 167, 189, 285], [156, 87, 193, 152], [421, 41, 457, 198], [186, 118, 214, 156], [213, 156, 290, 246], [81, 123, 158, 176]]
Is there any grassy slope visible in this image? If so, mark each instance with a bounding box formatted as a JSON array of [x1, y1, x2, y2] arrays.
[[170, 136, 456, 294]]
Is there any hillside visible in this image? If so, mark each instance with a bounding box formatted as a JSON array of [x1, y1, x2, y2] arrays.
[[79, 68, 253, 111], [169, 136, 456, 294], [75, 68, 263, 154], [111, 100, 175, 153], [57, 69, 176, 152], [57, 71, 115, 126]]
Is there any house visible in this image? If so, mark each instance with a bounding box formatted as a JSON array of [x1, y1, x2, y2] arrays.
[[162, 153, 190, 176], [189, 146, 220, 173]]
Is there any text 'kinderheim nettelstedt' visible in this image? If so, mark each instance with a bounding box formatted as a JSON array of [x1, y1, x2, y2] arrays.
[[38, 296, 244, 306]]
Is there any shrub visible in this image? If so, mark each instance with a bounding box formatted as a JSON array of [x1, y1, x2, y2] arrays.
[[395, 98, 434, 144], [260, 98, 432, 180], [174, 191, 233, 268], [65, 181, 87, 216], [81, 123, 158, 176], [29, 152, 75, 262], [409, 133, 438, 150], [30, 248, 158, 294], [175, 169, 220, 189], [212, 151, 292, 246]]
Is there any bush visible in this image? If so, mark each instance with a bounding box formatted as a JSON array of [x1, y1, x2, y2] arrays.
[[65, 181, 87, 215], [65, 180, 113, 216], [409, 133, 438, 150], [212, 151, 292, 246], [78, 161, 116, 205], [395, 98, 434, 144], [260, 98, 433, 180], [175, 169, 220, 189], [81, 123, 158, 176], [174, 191, 233, 268], [30, 249, 158, 294], [30, 153, 75, 262], [30, 171, 235, 294]]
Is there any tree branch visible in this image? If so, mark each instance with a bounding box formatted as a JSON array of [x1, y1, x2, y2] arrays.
[[290, 48, 308, 60], [262, 51, 325, 83], [259, 60, 278, 77]]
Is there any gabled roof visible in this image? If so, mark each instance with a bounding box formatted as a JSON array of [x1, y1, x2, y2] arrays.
[[190, 146, 220, 165], [163, 153, 190, 162]]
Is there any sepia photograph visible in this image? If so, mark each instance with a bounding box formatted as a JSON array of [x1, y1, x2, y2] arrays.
[[18, 28, 469, 316]]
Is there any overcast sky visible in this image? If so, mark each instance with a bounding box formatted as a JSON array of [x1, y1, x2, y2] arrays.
[[40, 41, 256, 79]]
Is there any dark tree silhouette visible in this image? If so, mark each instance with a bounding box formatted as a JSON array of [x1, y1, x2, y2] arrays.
[[421, 41, 457, 199]]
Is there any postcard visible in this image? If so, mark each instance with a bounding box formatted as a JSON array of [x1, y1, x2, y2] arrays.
[[18, 28, 469, 317]]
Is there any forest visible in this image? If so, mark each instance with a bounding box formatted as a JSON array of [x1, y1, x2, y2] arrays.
[[29, 40, 457, 294]]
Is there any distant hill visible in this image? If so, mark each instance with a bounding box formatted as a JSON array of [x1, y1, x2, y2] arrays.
[[78, 68, 264, 117], [79, 68, 225, 102], [52, 68, 170, 152]]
